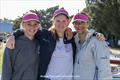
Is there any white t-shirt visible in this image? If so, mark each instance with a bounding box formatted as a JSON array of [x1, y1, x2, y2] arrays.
[[45, 38, 73, 80]]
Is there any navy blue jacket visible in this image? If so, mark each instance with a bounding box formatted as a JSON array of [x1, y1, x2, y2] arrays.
[[35, 29, 76, 80]]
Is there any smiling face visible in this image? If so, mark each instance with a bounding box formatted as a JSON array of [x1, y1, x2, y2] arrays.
[[53, 14, 70, 34], [73, 21, 88, 34], [22, 20, 40, 39]]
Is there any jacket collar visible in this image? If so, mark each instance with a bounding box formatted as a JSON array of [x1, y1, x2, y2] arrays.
[[74, 29, 95, 48]]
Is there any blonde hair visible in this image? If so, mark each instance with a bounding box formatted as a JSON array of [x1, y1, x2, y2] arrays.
[[49, 25, 59, 41], [20, 22, 24, 29]]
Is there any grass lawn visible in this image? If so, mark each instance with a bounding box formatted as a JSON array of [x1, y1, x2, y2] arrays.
[[0, 43, 5, 74]]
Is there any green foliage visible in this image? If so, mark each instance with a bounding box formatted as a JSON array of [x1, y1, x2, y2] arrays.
[[37, 6, 59, 29], [12, 17, 22, 30], [84, 0, 120, 38]]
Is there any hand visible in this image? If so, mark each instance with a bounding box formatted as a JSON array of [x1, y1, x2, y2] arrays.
[[65, 28, 73, 40], [96, 33, 105, 41], [6, 36, 15, 49]]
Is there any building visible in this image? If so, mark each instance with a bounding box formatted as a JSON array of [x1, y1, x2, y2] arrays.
[[0, 22, 13, 33], [0, 21, 13, 42]]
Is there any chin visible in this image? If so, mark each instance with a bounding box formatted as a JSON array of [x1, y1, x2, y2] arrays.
[[78, 31, 85, 34], [29, 33, 35, 37]]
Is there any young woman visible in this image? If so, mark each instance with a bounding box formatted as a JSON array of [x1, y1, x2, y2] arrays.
[[73, 13, 112, 80], [2, 12, 40, 80]]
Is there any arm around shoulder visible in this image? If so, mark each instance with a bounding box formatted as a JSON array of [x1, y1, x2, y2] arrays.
[[93, 39, 112, 80]]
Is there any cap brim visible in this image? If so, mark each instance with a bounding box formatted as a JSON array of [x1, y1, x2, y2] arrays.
[[23, 19, 40, 22], [73, 19, 88, 23]]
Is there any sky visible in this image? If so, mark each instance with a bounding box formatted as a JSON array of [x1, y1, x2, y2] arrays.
[[0, 0, 86, 20]]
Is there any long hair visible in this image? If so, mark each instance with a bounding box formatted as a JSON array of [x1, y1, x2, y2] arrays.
[[49, 26, 59, 41]]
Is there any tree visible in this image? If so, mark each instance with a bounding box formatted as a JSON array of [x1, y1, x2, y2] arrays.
[[84, 0, 120, 39], [12, 17, 22, 30], [37, 6, 59, 29]]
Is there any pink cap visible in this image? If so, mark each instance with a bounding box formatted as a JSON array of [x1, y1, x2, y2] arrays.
[[73, 13, 89, 23], [53, 8, 69, 18], [22, 12, 40, 22]]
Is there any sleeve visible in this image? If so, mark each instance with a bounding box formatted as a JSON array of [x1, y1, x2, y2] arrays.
[[1, 48, 13, 80], [34, 29, 50, 45], [13, 29, 24, 39], [34, 30, 42, 40], [64, 31, 76, 44], [93, 40, 112, 80]]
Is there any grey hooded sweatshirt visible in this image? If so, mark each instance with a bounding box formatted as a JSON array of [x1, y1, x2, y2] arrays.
[[2, 35, 39, 80]]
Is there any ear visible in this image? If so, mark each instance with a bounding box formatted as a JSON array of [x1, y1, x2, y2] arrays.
[[85, 23, 89, 29], [52, 21, 54, 24], [86, 23, 89, 28]]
